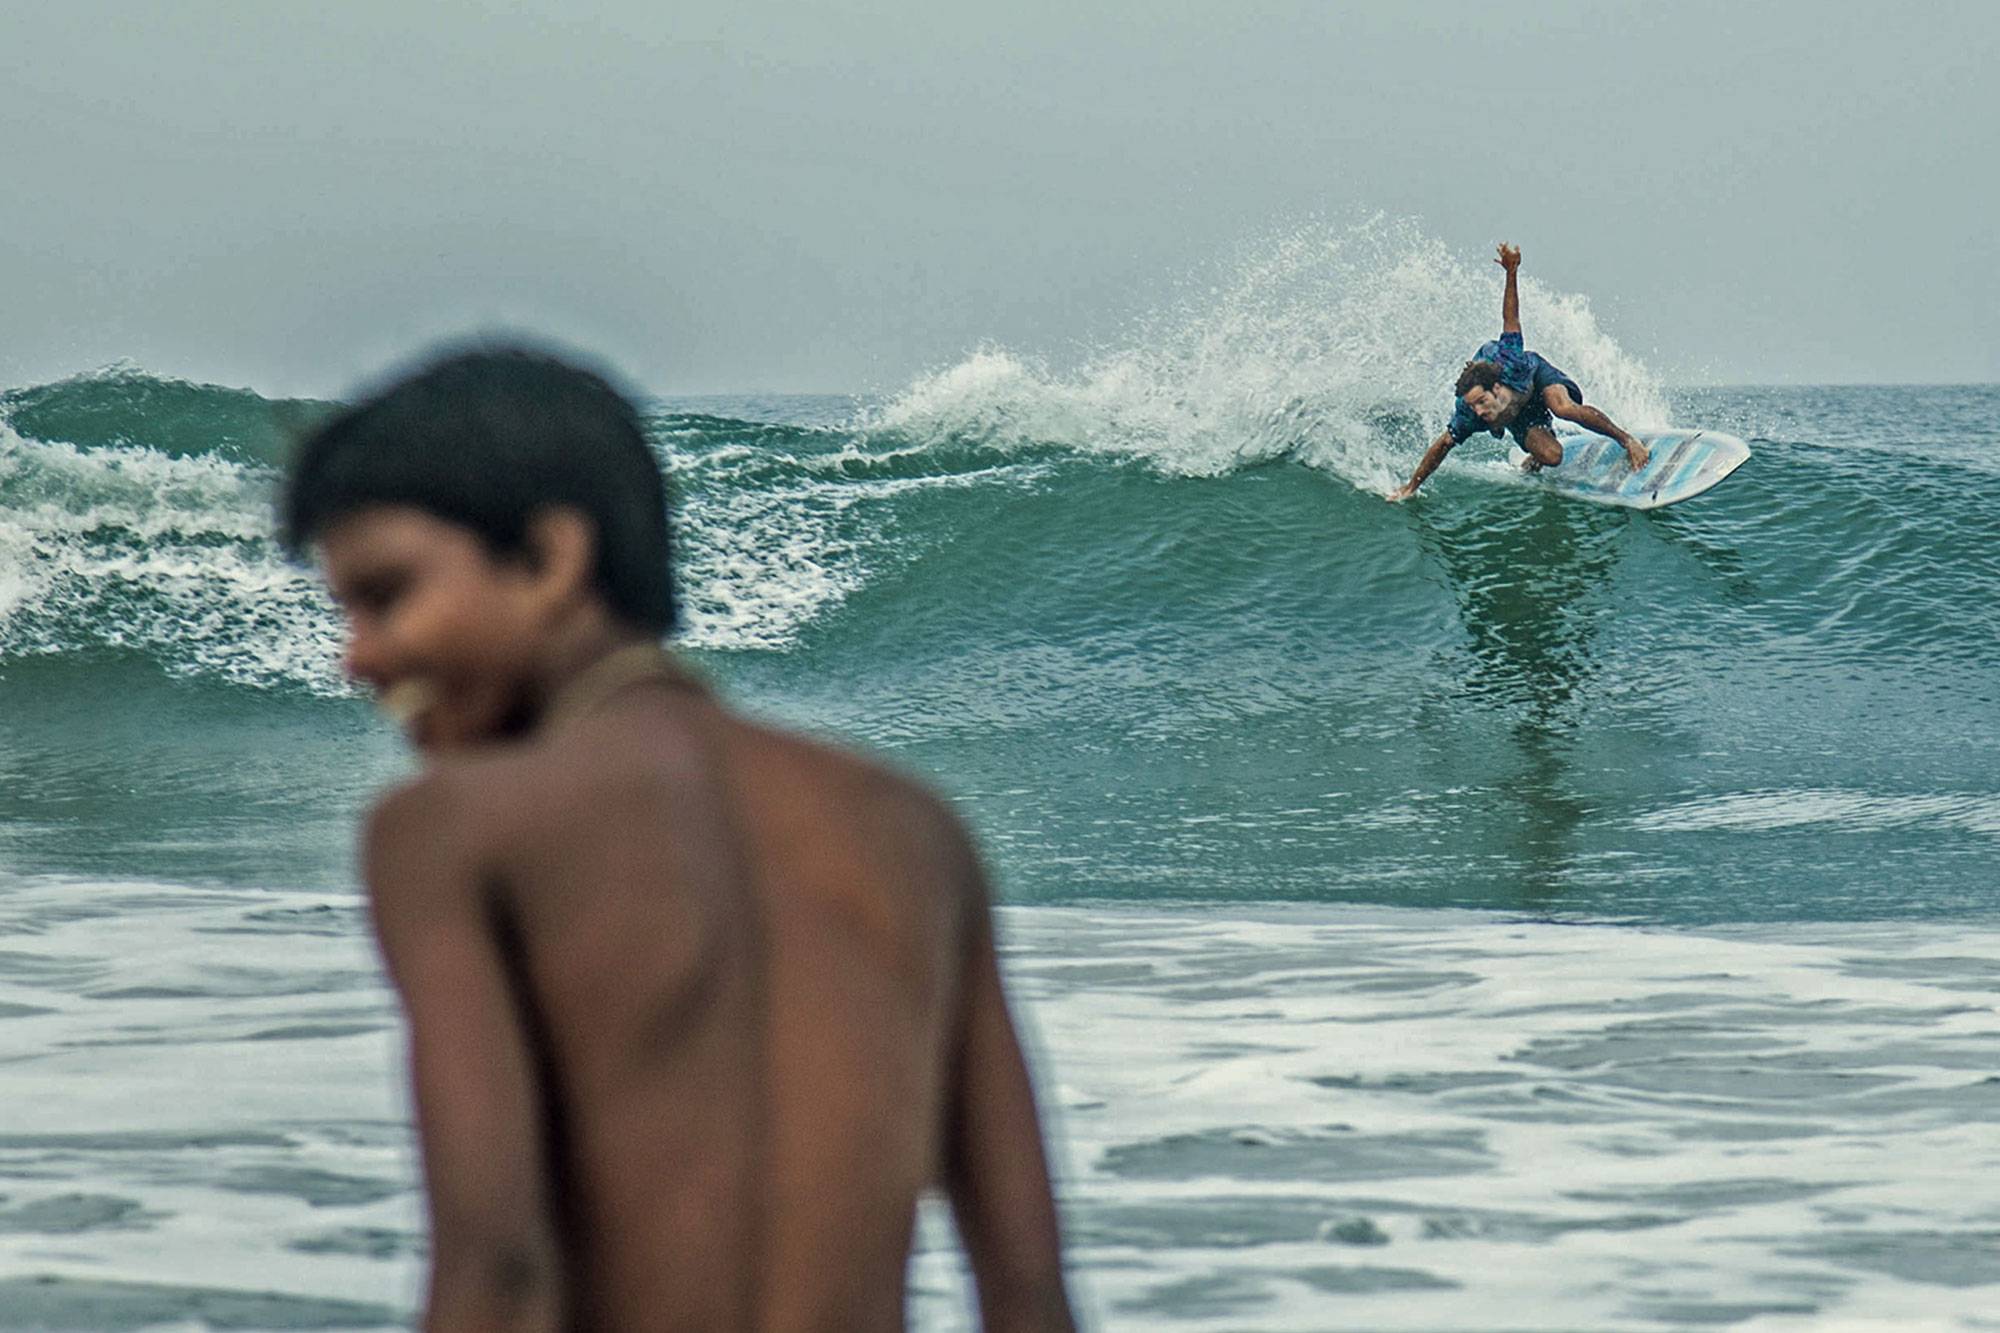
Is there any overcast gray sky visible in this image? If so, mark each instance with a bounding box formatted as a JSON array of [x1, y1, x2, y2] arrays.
[[3, 1, 1994, 396]]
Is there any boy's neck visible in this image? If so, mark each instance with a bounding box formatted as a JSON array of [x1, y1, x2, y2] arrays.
[[541, 640, 701, 735], [523, 612, 664, 732]]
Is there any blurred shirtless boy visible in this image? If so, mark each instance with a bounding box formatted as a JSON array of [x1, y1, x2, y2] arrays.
[[282, 348, 1074, 1332]]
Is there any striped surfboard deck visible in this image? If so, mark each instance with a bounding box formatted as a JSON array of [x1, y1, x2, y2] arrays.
[[1516, 429, 1752, 510]]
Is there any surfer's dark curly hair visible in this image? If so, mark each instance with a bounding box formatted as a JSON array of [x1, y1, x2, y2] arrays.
[[1454, 360, 1504, 398], [281, 344, 676, 634]]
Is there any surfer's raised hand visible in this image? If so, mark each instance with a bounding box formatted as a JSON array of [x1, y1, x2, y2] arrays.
[[1495, 243, 1521, 271]]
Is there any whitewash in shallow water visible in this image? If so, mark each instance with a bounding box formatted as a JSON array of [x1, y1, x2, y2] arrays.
[[4, 878, 2000, 1329]]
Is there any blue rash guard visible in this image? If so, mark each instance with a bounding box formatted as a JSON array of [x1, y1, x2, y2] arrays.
[[1447, 330, 1585, 445]]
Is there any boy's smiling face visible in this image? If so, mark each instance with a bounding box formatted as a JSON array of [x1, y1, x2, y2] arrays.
[[317, 505, 549, 752]]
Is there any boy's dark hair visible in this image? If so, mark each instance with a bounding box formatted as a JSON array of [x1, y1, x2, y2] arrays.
[[282, 345, 675, 634], [1454, 360, 1503, 399]]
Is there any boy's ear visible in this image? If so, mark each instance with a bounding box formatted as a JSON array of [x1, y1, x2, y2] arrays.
[[521, 507, 597, 608]]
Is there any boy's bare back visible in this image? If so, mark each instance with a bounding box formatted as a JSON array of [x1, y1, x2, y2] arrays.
[[367, 672, 1070, 1331]]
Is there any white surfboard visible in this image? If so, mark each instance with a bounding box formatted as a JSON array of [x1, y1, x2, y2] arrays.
[[1514, 429, 1751, 510]]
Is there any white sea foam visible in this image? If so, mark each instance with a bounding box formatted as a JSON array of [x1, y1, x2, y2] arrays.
[[870, 217, 1672, 493], [0, 410, 1044, 672], [0, 423, 896, 675], [1634, 789, 2000, 837], [7, 878, 1998, 1330], [0, 425, 347, 691], [910, 906, 2000, 1330], [0, 875, 414, 1323]]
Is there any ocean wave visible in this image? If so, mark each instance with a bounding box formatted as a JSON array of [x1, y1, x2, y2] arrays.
[[0, 395, 1055, 679], [0, 363, 332, 466], [1, 375, 1990, 701], [0, 228, 1990, 712], [0, 423, 343, 691], [864, 217, 1671, 490]]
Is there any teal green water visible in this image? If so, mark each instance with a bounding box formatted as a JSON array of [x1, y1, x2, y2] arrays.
[[4, 362, 2000, 1332], [2, 370, 1996, 921]]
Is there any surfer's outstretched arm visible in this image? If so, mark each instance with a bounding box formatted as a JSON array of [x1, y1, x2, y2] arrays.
[[1390, 430, 1456, 501], [1497, 243, 1522, 335]]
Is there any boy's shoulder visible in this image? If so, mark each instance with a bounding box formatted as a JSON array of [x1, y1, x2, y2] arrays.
[[358, 733, 609, 888], [366, 699, 977, 878], [360, 758, 508, 877]]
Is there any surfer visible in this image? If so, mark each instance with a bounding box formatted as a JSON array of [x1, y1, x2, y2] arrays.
[[282, 348, 1076, 1332], [1389, 243, 1650, 500]]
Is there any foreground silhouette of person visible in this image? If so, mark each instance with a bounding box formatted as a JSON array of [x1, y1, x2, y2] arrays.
[[282, 347, 1075, 1332], [1391, 243, 1650, 500]]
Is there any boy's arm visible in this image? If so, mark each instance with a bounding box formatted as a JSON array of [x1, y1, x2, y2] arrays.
[[1390, 430, 1457, 501], [1497, 242, 1522, 335], [942, 832, 1076, 1333], [367, 781, 564, 1333]]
